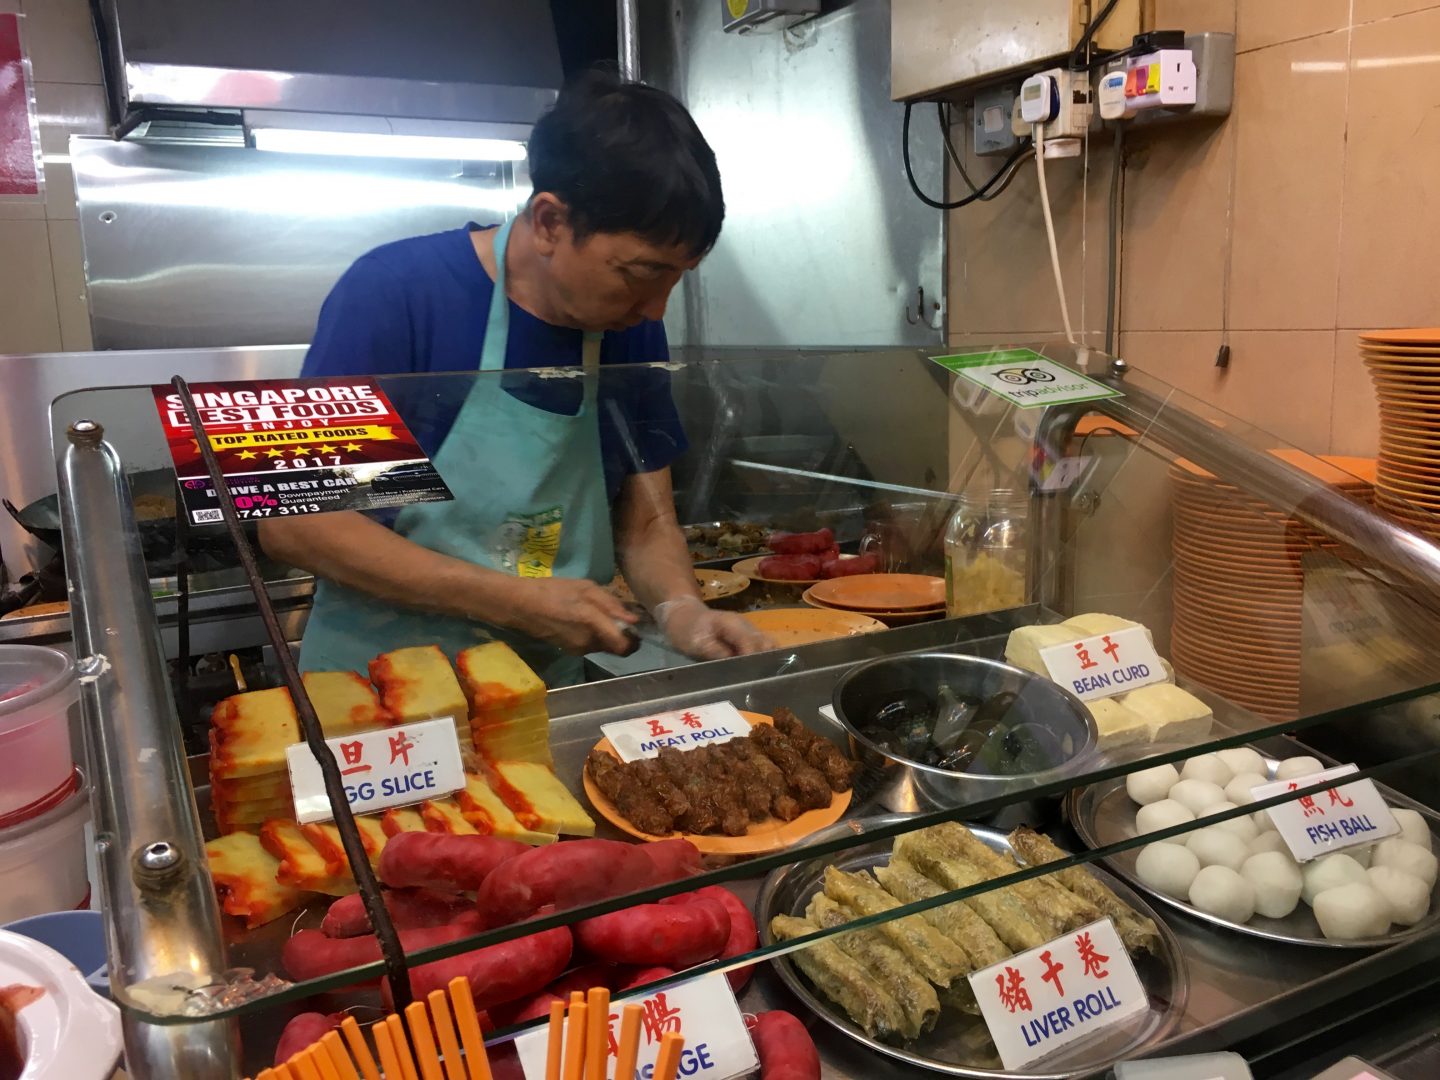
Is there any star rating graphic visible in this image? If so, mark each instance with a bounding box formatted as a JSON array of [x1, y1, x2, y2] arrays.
[[265, 449, 285, 458], [236, 450, 258, 461], [342, 442, 363, 452], [315, 444, 338, 455]]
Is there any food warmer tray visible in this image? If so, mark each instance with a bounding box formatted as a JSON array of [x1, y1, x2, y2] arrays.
[[1067, 741, 1440, 949], [755, 814, 1189, 1079]]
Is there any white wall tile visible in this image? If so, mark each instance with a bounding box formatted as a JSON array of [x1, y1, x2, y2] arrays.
[[18, 0, 100, 85], [47, 217, 90, 350], [0, 218, 62, 352]]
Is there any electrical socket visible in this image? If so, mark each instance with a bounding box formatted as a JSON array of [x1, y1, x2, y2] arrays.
[[973, 85, 1019, 156]]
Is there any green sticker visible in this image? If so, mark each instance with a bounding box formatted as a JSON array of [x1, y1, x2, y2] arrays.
[[931, 350, 1123, 410]]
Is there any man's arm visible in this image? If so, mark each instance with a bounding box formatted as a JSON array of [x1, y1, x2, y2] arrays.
[[613, 468, 771, 658], [259, 514, 635, 654]]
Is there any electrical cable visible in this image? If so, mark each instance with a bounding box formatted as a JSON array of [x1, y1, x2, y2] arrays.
[[1104, 124, 1125, 355], [1071, 0, 1122, 70], [938, 104, 1034, 202], [1032, 123, 1076, 345], [903, 101, 1031, 211]]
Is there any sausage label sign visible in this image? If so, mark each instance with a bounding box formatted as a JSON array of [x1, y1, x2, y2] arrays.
[[969, 918, 1147, 1070], [514, 971, 758, 1080], [286, 717, 466, 824], [603, 703, 753, 763], [151, 377, 452, 524], [932, 349, 1122, 410]]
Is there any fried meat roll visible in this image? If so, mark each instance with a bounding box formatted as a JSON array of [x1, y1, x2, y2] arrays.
[[770, 914, 908, 1041], [821, 867, 970, 987], [873, 858, 1010, 969]]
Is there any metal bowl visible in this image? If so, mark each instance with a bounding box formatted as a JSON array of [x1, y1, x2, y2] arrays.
[[832, 652, 1098, 811]]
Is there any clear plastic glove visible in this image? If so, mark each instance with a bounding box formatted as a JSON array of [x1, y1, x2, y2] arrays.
[[655, 596, 774, 661]]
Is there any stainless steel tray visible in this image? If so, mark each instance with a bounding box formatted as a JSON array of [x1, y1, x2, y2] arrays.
[[756, 814, 1188, 1079], [1067, 746, 1440, 949]]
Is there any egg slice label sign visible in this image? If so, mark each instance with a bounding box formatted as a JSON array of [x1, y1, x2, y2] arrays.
[[286, 717, 466, 823], [1252, 764, 1399, 863], [969, 918, 1147, 1071], [1039, 627, 1167, 702]]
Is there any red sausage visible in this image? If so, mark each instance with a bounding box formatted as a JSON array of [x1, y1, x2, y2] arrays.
[[476, 840, 658, 927], [756, 554, 823, 581], [821, 552, 880, 578], [574, 897, 730, 968], [617, 966, 674, 992], [379, 832, 529, 892], [661, 886, 757, 992], [274, 1012, 341, 1066], [320, 887, 471, 938], [282, 911, 484, 983], [767, 529, 834, 555], [638, 838, 703, 884], [401, 925, 574, 1010], [748, 1011, 821, 1080]]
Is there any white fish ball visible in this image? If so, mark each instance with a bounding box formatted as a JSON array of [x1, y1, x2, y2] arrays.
[[1252, 806, 1279, 833], [1135, 842, 1201, 900], [1372, 838, 1438, 888], [1225, 772, 1269, 806], [1390, 808, 1433, 852], [1241, 851, 1304, 919], [1346, 845, 1372, 869], [1216, 747, 1267, 777], [1274, 756, 1325, 781], [1180, 753, 1234, 787], [1301, 853, 1368, 906], [1169, 779, 1228, 815], [1367, 866, 1432, 926], [1197, 801, 1259, 844], [1186, 827, 1251, 872], [1188, 865, 1256, 923], [1250, 832, 1292, 857], [1126, 763, 1180, 806], [1313, 882, 1391, 940], [1136, 799, 1196, 836]]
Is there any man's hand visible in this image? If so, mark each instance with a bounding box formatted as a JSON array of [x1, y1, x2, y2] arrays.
[[498, 577, 639, 656], [655, 596, 773, 661]]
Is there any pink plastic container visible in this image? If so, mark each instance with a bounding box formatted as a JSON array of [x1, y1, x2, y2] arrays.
[[0, 646, 79, 823]]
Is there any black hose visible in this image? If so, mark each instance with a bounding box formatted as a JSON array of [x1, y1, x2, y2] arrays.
[[1104, 126, 1125, 355], [1071, 0, 1122, 69], [903, 102, 1031, 211]]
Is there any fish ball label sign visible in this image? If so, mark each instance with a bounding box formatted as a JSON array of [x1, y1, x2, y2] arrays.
[[152, 378, 452, 523]]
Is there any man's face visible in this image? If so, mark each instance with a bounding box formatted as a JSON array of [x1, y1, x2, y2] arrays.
[[530, 195, 703, 332]]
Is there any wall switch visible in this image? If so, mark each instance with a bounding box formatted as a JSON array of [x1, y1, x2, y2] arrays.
[[973, 85, 1019, 155]]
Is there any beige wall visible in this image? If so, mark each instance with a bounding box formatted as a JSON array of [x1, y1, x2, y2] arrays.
[[0, 0, 106, 354], [948, 0, 1440, 457]]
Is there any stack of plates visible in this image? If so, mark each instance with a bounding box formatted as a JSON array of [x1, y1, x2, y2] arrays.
[[801, 573, 946, 626], [1169, 452, 1375, 721], [1361, 329, 1440, 538]]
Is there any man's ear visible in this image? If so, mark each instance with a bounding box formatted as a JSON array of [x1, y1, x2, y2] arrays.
[[528, 193, 570, 256]]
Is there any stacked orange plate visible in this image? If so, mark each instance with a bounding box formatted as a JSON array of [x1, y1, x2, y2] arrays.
[[801, 573, 946, 626], [1169, 452, 1375, 721], [1360, 329, 1440, 538]]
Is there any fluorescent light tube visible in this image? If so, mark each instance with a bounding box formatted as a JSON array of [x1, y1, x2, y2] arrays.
[[252, 128, 527, 161]]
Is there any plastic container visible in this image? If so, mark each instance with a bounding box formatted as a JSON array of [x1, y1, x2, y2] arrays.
[[0, 928, 121, 1080], [943, 488, 1029, 618], [1, 911, 109, 997], [0, 781, 90, 924], [0, 646, 79, 822]]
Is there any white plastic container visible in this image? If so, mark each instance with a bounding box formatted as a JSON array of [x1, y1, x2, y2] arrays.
[[0, 646, 79, 822], [0, 928, 121, 1080], [0, 784, 90, 924]]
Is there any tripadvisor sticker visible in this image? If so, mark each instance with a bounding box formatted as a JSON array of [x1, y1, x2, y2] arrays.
[[932, 349, 1122, 410]]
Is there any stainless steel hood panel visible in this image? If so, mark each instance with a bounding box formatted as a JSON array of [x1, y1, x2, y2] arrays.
[[99, 0, 562, 125]]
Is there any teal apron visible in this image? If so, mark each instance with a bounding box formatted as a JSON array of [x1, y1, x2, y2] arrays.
[[300, 218, 614, 686]]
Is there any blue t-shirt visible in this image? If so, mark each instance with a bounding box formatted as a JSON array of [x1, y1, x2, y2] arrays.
[[301, 223, 687, 502]]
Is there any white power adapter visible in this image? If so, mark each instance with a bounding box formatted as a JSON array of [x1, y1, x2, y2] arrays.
[[1019, 73, 1059, 124]]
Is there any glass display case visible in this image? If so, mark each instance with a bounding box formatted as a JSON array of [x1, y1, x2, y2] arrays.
[[48, 344, 1440, 1079]]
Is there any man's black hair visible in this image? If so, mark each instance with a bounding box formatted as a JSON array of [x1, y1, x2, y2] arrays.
[[527, 71, 725, 259]]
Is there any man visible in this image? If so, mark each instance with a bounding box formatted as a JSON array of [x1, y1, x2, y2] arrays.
[[260, 73, 769, 684]]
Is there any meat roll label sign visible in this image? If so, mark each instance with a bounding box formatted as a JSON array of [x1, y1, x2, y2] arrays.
[[151, 378, 452, 524], [969, 918, 1148, 1070], [603, 703, 753, 762]]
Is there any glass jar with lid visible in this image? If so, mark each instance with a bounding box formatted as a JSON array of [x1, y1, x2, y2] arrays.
[[943, 488, 1029, 617]]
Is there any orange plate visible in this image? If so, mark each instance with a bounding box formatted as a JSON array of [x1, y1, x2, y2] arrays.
[[740, 607, 886, 646], [583, 713, 852, 855], [731, 553, 856, 586], [807, 573, 946, 612], [801, 588, 945, 624], [611, 569, 750, 605], [1359, 328, 1440, 346]]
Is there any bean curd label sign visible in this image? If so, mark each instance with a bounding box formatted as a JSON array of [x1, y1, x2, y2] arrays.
[[1251, 764, 1399, 863], [932, 349, 1123, 410], [969, 918, 1148, 1070], [151, 377, 452, 525], [1039, 627, 1167, 702], [602, 703, 753, 763], [515, 972, 758, 1080], [286, 717, 466, 823]]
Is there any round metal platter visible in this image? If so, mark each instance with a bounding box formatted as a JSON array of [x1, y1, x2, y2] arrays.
[[1067, 747, 1440, 949], [756, 814, 1188, 1079]]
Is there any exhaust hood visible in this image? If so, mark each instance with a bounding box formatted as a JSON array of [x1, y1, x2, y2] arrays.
[[94, 0, 564, 137]]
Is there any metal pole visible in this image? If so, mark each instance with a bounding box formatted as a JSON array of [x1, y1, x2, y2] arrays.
[[58, 420, 238, 1078], [618, 0, 641, 81]]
